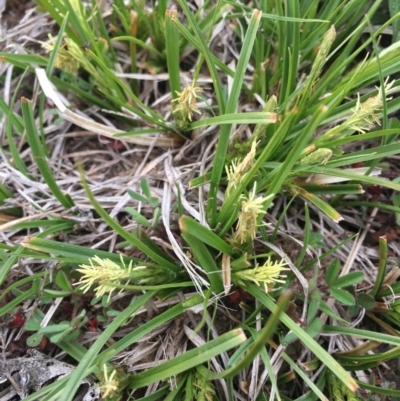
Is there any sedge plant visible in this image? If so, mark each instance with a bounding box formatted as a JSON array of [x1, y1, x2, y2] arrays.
[[1, 0, 400, 400]]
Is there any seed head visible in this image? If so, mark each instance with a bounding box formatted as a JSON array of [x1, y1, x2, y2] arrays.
[[225, 141, 258, 197], [40, 34, 79, 74], [346, 78, 396, 133], [234, 183, 271, 244], [233, 256, 288, 292], [173, 83, 203, 122], [100, 365, 119, 399], [75, 255, 137, 301]]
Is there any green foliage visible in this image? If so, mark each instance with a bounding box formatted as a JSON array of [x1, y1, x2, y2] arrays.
[[2, 0, 400, 400], [26, 310, 88, 346], [126, 179, 161, 227], [326, 260, 364, 306]]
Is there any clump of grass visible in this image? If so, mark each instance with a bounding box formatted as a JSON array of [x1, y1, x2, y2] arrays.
[[1, 0, 400, 400]]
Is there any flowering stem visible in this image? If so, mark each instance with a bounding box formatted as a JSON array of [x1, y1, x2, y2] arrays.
[[103, 281, 195, 291]]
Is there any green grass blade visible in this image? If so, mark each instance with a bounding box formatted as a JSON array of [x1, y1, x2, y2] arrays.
[[112, 36, 164, 58], [199, 290, 292, 380], [304, 166, 400, 192], [129, 328, 246, 388], [0, 287, 36, 316], [181, 231, 224, 293], [288, 185, 343, 222], [216, 108, 299, 229], [189, 111, 277, 129], [323, 325, 400, 346], [80, 172, 180, 272], [245, 284, 358, 392], [98, 294, 204, 358], [176, 0, 225, 113], [21, 237, 140, 264], [57, 291, 157, 401], [279, 349, 328, 401], [5, 70, 31, 178], [370, 235, 388, 297], [209, 10, 262, 224], [165, 10, 181, 101], [357, 380, 400, 397], [0, 53, 48, 67], [279, 0, 300, 108], [21, 98, 74, 208], [35, 0, 78, 43], [179, 215, 233, 255]]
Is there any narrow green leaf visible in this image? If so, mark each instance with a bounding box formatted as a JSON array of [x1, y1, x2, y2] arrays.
[[358, 380, 400, 397], [58, 291, 156, 401], [5, 70, 31, 178], [339, 200, 400, 216], [298, 184, 364, 196], [97, 294, 204, 359], [27, 333, 45, 347], [0, 53, 48, 67], [21, 237, 139, 265], [55, 271, 73, 292], [164, 374, 188, 401], [330, 288, 355, 306], [324, 325, 400, 346], [132, 385, 169, 401], [46, 12, 69, 75], [43, 289, 71, 298], [21, 98, 74, 209], [209, 10, 262, 224], [35, 0, 78, 43], [325, 259, 340, 286], [80, 173, 180, 272], [176, 0, 225, 113], [295, 202, 310, 267], [189, 112, 277, 129], [179, 215, 232, 255], [327, 143, 400, 168], [129, 328, 246, 388], [134, 228, 176, 264], [370, 235, 388, 297], [0, 288, 35, 316], [38, 322, 71, 334], [0, 222, 74, 286], [289, 185, 343, 222], [127, 189, 148, 203], [125, 207, 151, 227], [182, 232, 224, 293], [165, 10, 181, 101], [188, 172, 212, 189], [245, 284, 358, 392], [331, 272, 364, 288], [278, 355, 328, 401], [199, 291, 292, 380], [140, 178, 152, 200], [389, 0, 400, 42], [335, 345, 400, 364]]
